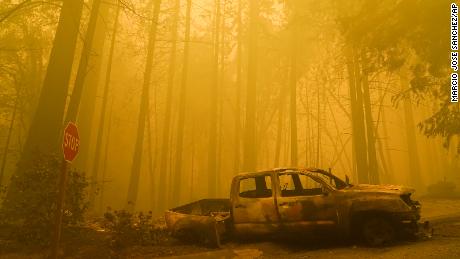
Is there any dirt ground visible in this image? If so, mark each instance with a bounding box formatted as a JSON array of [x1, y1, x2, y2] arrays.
[[1, 198, 460, 259], [167, 219, 460, 259], [160, 198, 460, 259]]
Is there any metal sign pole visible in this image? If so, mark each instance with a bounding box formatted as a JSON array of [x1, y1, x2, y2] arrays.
[[51, 159, 69, 259]]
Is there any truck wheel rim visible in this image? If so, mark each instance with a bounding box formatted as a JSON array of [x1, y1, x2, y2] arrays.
[[363, 218, 394, 246]]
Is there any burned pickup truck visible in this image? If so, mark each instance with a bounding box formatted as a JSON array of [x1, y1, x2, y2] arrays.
[[165, 168, 427, 247]]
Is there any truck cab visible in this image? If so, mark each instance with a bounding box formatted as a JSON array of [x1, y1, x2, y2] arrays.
[[230, 168, 423, 245], [231, 169, 338, 236]]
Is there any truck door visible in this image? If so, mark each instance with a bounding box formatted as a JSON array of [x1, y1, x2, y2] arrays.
[[232, 174, 280, 235], [276, 172, 338, 232]]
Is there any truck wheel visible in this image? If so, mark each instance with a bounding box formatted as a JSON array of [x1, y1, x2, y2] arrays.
[[361, 217, 395, 246]]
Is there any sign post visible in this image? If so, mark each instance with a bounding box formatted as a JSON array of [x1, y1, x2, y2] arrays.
[[52, 122, 79, 259]]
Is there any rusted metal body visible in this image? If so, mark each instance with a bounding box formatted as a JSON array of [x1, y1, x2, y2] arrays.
[[164, 199, 231, 247], [165, 168, 426, 245]]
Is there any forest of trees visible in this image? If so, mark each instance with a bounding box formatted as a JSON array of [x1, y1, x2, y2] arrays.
[[0, 0, 459, 219]]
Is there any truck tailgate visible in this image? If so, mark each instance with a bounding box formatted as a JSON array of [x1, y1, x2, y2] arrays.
[[165, 199, 231, 247]]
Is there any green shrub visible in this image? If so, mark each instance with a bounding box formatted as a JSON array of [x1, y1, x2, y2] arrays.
[[103, 208, 168, 249], [0, 153, 89, 245]]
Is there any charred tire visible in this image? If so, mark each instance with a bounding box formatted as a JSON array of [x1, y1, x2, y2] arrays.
[[361, 217, 395, 246]]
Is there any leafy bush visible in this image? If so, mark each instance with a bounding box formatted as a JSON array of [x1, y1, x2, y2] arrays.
[[103, 208, 168, 249], [0, 153, 89, 245]]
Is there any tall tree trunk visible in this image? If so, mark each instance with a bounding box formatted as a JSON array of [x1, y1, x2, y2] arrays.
[[289, 20, 298, 167], [126, 0, 162, 211], [274, 87, 286, 168], [325, 97, 353, 175], [75, 0, 111, 173], [24, 29, 43, 128], [400, 70, 423, 189], [64, 0, 103, 124], [98, 98, 114, 211], [90, 0, 121, 206], [158, 0, 180, 210], [207, 0, 221, 197], [6, 0, 84, 203], [147, 113, 155, 207], [316, 79, 321, 166], [171, 0, 191, 206], [305, 83, 311, 166], [361, 71, 379, 184], [380, 109, 395, 182], [375, 131, 390, 182], [0, 97, 18, 186], [346, 47, 369, 183], [242, 0, 259, 172], [373, 82, 392, 182], [189, 120, 197, 200], [233, 0, 242, 174], [216, 0, 226, 196]]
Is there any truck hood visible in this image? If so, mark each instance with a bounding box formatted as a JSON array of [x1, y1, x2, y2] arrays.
[[344, 184, 415, 195]]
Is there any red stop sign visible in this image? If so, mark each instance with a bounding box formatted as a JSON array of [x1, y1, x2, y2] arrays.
[[62, 122, 80, 162]]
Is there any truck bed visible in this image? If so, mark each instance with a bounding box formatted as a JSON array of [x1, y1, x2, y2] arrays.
[[164, 199, 232, 247]]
